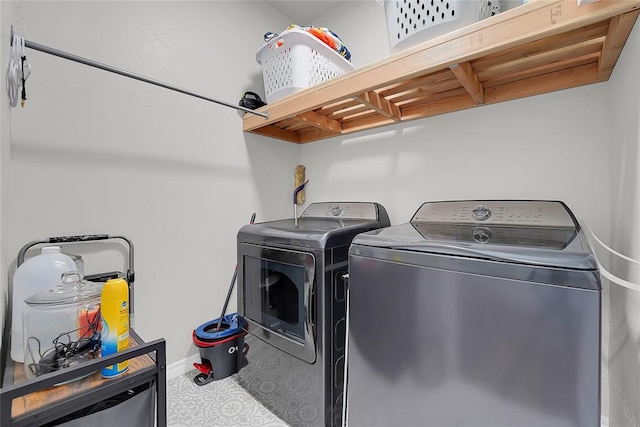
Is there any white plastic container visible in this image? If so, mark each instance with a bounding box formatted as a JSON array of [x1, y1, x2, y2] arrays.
[[256, 28, 355, 103], [23, 271, 102, 379], [383, 0, 515, 53], [11, 246, 77, 363]]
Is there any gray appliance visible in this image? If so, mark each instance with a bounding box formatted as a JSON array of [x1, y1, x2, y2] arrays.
[[347, 200, 601, 427], [236, 202, 390, 427]]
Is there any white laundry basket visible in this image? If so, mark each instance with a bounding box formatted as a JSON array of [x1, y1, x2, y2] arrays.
[[256, 28, 354, 104], [383, 0, 513, 53]]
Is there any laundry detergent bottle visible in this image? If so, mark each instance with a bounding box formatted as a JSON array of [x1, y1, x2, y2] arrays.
[[101, 278, 130, 378], [11, 246, 76, 362]]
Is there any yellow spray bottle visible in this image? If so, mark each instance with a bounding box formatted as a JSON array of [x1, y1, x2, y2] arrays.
[[101, 278, 130, 378]]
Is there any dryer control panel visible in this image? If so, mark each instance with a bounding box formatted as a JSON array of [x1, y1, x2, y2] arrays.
[[412, 200, 577, 228], [301, 202, 379, 220]]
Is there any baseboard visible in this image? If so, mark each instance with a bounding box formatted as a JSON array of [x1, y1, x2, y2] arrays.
[[167, 353, 199, 379]]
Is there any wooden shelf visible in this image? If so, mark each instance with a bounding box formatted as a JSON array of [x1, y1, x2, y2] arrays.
[[243, 0, 640, 144]]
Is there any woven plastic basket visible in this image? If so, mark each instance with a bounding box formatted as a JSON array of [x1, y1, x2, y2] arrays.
[[256, 28, 354, 104], [383, 0, 512, 52]]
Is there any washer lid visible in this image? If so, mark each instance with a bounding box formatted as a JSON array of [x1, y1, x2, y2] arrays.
[[351, 200, 597, 271]]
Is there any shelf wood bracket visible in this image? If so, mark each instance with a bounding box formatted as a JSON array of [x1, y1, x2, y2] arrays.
[[253, 125, 301, 143], [449, 62, 485, 105], [293, 111, 342, 134], [598, 10, 640, 80], [355, 91, 401, 122]]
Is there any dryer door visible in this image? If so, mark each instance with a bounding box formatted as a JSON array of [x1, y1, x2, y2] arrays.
[[238, 243, 316, 364]]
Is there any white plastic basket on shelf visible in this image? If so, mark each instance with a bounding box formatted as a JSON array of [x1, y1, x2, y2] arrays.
[[383, 0, 515, 53], [256, 28, 354, 104]]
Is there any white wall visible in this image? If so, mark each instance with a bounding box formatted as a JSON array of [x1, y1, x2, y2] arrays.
[[306, 0, 611, 237], [0, 0, 18, 373], [315, 0, 390, 68], [300, 85, 611, 228], [7, 1, 297, 364], [608, 18, 640, 427]]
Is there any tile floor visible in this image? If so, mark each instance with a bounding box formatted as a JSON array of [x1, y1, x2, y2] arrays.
[[167, 370, 288, 427]]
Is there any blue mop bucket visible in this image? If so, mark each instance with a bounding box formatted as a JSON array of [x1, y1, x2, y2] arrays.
[[192, 313, 248, 385]]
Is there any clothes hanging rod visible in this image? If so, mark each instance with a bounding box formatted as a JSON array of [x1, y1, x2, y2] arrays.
[[10, 26, 269, 119]]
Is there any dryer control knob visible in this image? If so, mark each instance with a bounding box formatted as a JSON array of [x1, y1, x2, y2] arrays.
[[472, 205, 491, 221], [473, 227, 492, 244], [331, 206, 343, 216]]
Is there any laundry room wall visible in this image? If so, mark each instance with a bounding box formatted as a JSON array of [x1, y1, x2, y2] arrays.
[[608, 18, 640, 427], [298, 85, 611, 228], [303, 0, 614, 419], [6, 1, 297, 365], [0, 0, 18, 372], [303, 1, 611, 250]]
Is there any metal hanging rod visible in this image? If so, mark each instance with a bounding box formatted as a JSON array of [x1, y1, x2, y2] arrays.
[[10, 26, 269, 119]]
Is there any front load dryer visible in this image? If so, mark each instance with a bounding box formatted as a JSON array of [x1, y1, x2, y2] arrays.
[[236, 201, 390, 427], [346, 200, 601, 427]]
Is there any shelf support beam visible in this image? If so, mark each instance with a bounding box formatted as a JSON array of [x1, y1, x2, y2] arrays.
[[598, 10, 640, 80], [251, 126, 301, 143], [449, 62, 485, 105], [293, 111, 342, 134], [355, 91, 401, 122]]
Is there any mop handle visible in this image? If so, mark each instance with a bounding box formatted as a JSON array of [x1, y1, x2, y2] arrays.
[[293, 180, 308, 228], [216, 212, 256, 331]]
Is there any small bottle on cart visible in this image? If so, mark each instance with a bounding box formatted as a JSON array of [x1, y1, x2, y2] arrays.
[[101, 278, 130, 378]]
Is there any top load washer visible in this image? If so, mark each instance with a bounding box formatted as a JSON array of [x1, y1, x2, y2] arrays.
[[236, 201, 390, 427], [347, 200, 601, 427]]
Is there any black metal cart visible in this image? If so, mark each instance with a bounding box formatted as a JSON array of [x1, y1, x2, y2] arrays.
[[0, 234, 166, 427]]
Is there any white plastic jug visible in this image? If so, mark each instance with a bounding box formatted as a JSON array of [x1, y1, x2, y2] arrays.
[[11, 246, 76, 363]]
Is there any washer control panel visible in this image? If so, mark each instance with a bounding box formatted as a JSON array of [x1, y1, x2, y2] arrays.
[[301, 202, 379, 220], [412, 200, 576, 228], [472, 205, 492, 221]]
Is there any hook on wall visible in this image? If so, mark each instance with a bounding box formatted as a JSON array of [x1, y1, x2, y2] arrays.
[[7, 25, 30, 108]]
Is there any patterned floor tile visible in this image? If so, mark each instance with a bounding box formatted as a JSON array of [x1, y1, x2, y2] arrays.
[[168, 370, 290, 427]]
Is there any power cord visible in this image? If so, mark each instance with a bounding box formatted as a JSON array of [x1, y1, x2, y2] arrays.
[[26, 307, 102, 377]]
